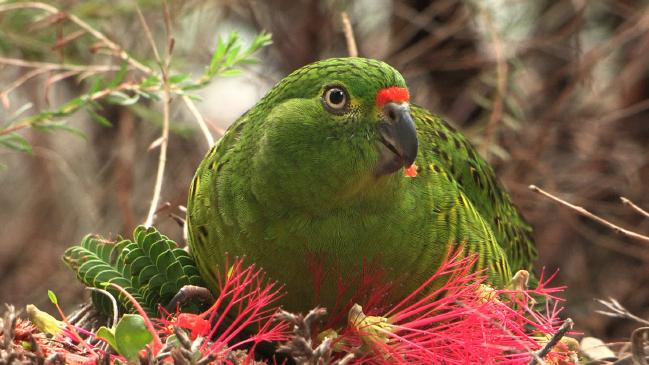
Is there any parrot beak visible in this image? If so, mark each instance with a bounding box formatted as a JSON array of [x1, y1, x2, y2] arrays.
[[377, 102, 418, 176]]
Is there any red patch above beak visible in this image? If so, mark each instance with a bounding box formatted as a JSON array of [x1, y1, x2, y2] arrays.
[[376, 86, 410, 108]]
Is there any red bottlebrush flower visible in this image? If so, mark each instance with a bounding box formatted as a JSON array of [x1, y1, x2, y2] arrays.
[[306, 254, 397, 329], [176, 313, 210, 339], [328, 249, 575, 365], [157, 256, 290, 362]]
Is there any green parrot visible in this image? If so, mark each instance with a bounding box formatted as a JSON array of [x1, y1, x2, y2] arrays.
[[186, 57, 536, 312]]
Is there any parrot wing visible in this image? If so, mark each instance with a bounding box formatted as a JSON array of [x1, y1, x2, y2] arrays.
[[411, 104, 537, 272]]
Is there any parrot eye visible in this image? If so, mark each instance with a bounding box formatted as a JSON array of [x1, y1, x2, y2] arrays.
[[323, 86, 349, 113]]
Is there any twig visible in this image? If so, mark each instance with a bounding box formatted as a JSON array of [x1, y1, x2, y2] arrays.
[[135, 5, 162, 67], [0, 82, 137, 137], [0, 57, 120, 73], [182, 95, 214, 147], [621, 197, 649, 219], [0, 2, 216, 154], [596, 297, 649, 326], [0, 68, 50, 101], [528, 318, 573, 365], [529, 185, 649, 244], [101, 2, 211, 151], [87, 288, 119, 327], [341, 12, 358, 57], [480, 5, 508, 158], [139, 2, 171, 228], [0, 2, 152, 74]]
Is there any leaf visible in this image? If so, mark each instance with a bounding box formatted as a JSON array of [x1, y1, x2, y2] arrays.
[[32, 121, 87, 139], [148, 137, 164, 151], [106, 91, 140, 106], [202, 30, 272, 81], [96, 326, 119, 354], [0, 133, 32, 154], [140, 74, 161, 89], [89, 77, 106, 95], [220, 69, 242, 77], [63, 235, 145, 314], [47, 290, 58, 305], [168, 73, 190, 85], [114, 314, 153, 361], [64, 226, 207, 315], [87, 108, 112, 127], [108, 62, 129, 88]]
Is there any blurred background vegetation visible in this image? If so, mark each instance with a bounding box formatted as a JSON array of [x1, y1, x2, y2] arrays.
[[1, 0, 648, 343]]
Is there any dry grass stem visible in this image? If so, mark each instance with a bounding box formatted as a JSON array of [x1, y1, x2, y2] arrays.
[[480, 6, 508, 158], [0, 2, 152, 74], [341, 12, 358, 58], [141, 2, 172, 228], [529, 185, 649, 244], [596, 298, 649, 326], [620, 197, 649, 220], [0, 56, 121, 73], [183, 95, 215, 147]]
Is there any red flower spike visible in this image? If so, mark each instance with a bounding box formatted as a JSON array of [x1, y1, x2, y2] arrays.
[[376, 86, 409, 108], [326, 249, 575, 365], [154, 256, 290, 363], [197, 256, 289, 359], [176, 313, 210, 339]]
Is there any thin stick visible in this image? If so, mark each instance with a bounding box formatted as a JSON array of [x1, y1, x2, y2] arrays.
[[139, 3, 213, 149], [135, 5, 162, 67], [480, 6, 508, 158], [528, 318, 573, 365], [182, 95, 214, 147], [1, 82, 137, 137], [1, 68, 50, 98], [1, 2, 214, 153], [0, 2, 152, 74], [139, 3, 170, 228], [341, 12, 358, 57], [596, 297, 649, 326], [621, 197, 649, 219], [529, 185, 649, 243], [0, 56, 120, 73]]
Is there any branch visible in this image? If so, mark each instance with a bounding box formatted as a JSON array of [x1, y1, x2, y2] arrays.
[[0, 2, 152, 74], [621, 196, 649, 219], [0, 68, 50, 102], [479, 4, 508, 158], [596, 297, 649, 326], [182, 96, 214, 147], [341, 12, 358, 57], [529, 185, 649, 244], [0, 57, 121, 73], [139, 3, 170, 227], [528, 318, 573, 365], [0, 2, 221, 152], [0, 82, 137, 137]]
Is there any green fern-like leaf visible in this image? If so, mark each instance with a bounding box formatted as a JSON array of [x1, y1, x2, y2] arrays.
[[63, 226, 206, 316]]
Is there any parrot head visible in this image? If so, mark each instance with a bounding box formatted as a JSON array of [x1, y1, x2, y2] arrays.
[[246, 57, 417, 210]]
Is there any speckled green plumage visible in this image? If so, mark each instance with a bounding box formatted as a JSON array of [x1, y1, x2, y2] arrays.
[[187, 57, 536, 312]]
